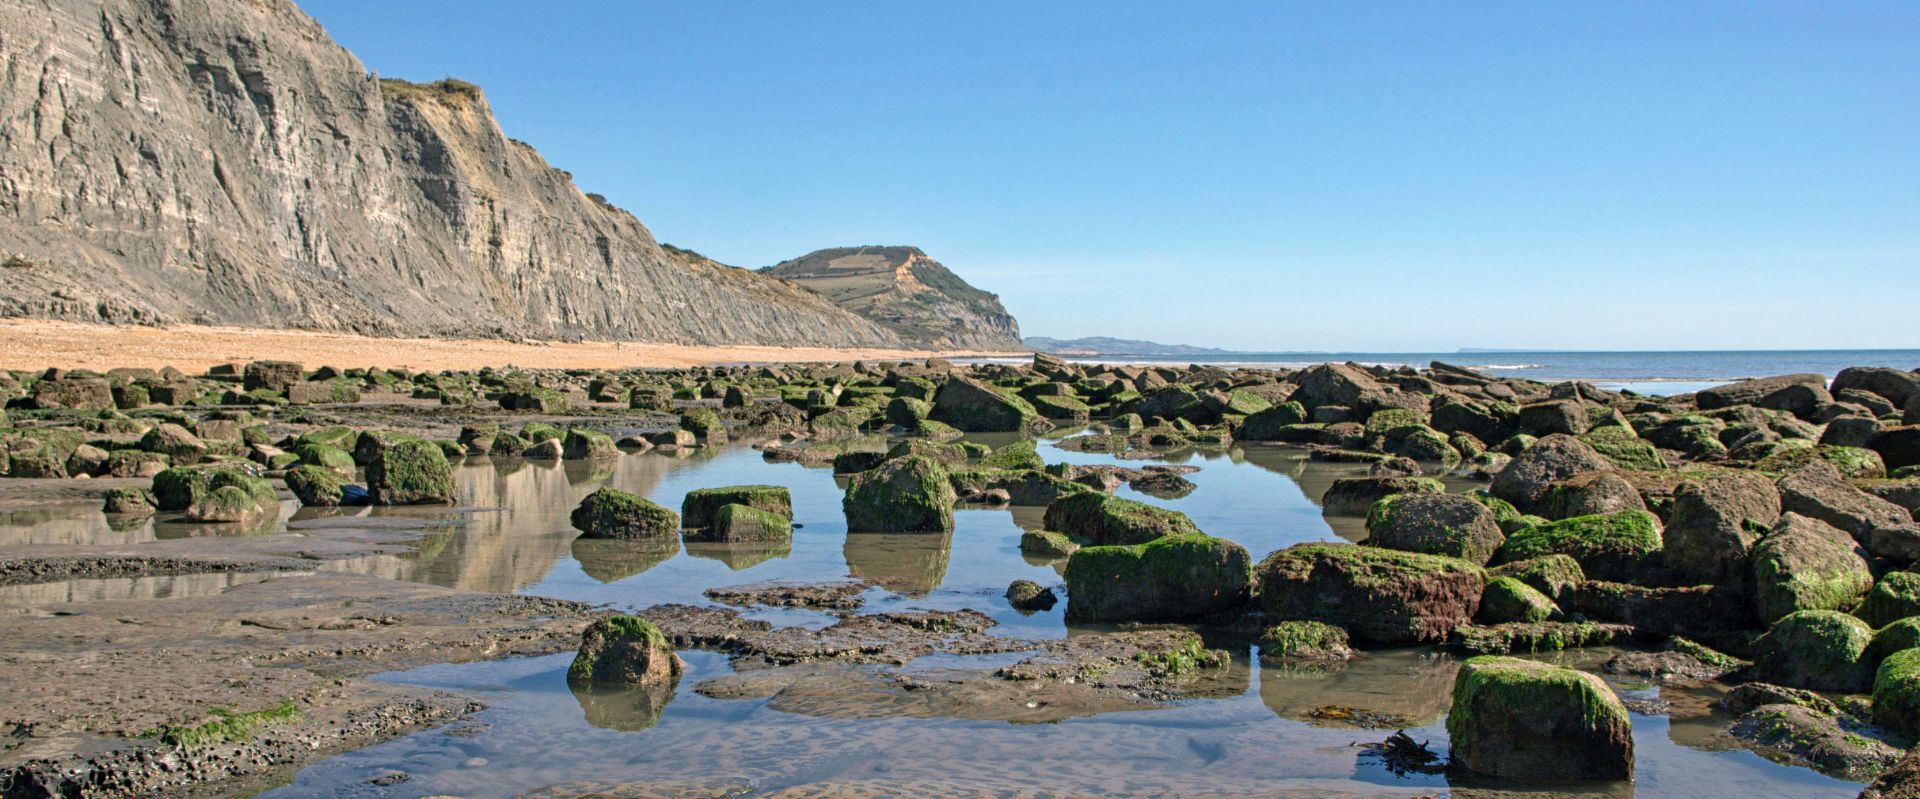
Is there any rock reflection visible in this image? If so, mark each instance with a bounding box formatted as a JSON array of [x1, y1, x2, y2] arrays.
[[1260, 648, 1461, 728], [843, 531, 952, 597], [570, 679, 678, 733], [571, 537, 680, 583], [684, 541, 790, 570]]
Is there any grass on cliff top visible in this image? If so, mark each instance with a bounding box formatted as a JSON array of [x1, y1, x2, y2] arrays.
[[137, 700, 302, 748], [378, 76, 483, 106]]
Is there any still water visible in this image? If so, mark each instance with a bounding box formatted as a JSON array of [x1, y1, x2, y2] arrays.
[[2, 433, 1869, 798]]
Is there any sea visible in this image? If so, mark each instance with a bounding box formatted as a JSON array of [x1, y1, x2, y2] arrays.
[[1010, 349, 1920, 397]]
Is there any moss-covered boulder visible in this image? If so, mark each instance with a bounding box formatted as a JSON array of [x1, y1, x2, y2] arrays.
[[1753, 610, 1874, 692], [1487, 555, 1585, 602], [1490, 434, 1613, 511], [562, 428, 618, 460], [1041, 492, 1199, 546], [1446, 656, 1632, 780], [568, 615, 684, 688], [1579, 425, 1669, 471], [102, 487, 155, 515], [572, 488, 678, 539], [929, 376, 1038, 432], [1494, 510, 1662, 582], [686, 503, 791, 544], [1663, 472, 1781, 589], [1005, 579, 1056, 611], [681, 485, 793, 530], [1860, 573, 1920, 629], [1256, 620, 1352, 661], [1364, 493, 1505, 565], [1539, 471, 1649, 520], [979, 438, 1044, 471], [366, 439, 455, 505], [1019, 530, 1081, 558], [843, 456, 956, 533], [291, 442, 355, 477], [1256, 543, 1485, 644], [138, 422, 207, 465], [1320, 476, 1444, 516], [183, 472, 277, 523], [284, 465, 349, 507], [151, 466, 213, 511], [1874, 648, 1920, 737], [1751, 513, 1873, 625], [679, 408, 725, 441], [1237, 401, 1310, 441], [1064, 533, 1251, 621], [1478, 576, 1557, 624]]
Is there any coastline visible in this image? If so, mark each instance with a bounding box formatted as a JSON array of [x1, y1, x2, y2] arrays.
[[0, 320, 1025, 373]]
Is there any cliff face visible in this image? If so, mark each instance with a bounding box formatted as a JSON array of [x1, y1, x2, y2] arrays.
[[0, 0, 905, 347], [762, 246, 1023, 351]]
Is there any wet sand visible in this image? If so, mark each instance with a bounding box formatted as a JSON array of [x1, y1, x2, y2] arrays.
[[0, 320, 1023, 373]]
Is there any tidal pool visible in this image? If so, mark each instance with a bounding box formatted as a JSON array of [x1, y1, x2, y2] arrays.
[[2, 433, 1868, 798]]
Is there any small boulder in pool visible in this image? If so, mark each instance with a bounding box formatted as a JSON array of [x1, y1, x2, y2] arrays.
[[1446, 655, 1632, 780]]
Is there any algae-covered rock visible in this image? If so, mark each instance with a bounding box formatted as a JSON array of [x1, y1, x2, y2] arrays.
[[1256, 620, 1352, 661], [1860, 572, 1920, 629], [1580, 425, 1669, 471], [1753, 610, 1873, 692], [151, 466, 212, 511], [1728, 702, 1901, 782], [1874, 648, 1920, 737], [1451, 621, 1632, 655], [1487, 555, 1585, 602], [929, 376, 1038, 432], [366, 439, 455, 505], [1490, 434, 1613, 511], [1663, 471, 1781, 589], [138, 422, 207, 465], [572, 488, 679, 539], [1477, 576, 1556, 624], [1539, 471, 1648, 520], [1495, 510, 1662, 582], [1255, 543, 1484, 644], [1004, 579, 1056, 611], [284, 465, 349, 507], [1019, 530, 1081, 558], [1363, 492, 1504, 565], [1320, 476, 1444, 516], [1446, 655, 1633, 780], [568, 615, 684, 688], [183, 472, 277, 523], [101, 487, 155, 515], [562, 428, 618, 460], [682, 485, 793, 529], [1751, 513, 1873, 625], [979, 438, 1044, 471], [1064, 533, 1251, 621], [843, 456, 956, 533], [688, 503, 791, 544], [1041, 492, 1199, 546], [290, 442, 355, 477]]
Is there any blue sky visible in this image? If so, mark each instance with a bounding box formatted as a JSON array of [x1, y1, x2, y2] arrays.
[[300, 1, 1919, 352]]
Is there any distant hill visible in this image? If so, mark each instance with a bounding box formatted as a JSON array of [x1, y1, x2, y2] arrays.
[[1025, 336, 1236, 358], [761, 246, 1022, 351]]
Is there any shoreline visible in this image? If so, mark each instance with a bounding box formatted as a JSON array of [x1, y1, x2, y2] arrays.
[[0, 320, 1026, 373]]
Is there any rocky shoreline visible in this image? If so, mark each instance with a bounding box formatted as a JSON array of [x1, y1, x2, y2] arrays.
[[1, 354, 1919, 796]]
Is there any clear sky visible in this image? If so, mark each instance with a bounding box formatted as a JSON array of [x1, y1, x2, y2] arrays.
[[299, 1, 1919, 353]]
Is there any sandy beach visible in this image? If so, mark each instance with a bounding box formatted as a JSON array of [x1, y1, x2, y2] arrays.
[[0, 320, 1023, 373]]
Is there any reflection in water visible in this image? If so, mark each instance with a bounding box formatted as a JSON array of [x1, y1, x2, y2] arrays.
[[571, 680, 678, 733], [1261, 648, 1462, 728], [571, 538, 680, 583], [843, 531, 952, 597], [0, 570, 292, 608], [684, 541, 790, 570]]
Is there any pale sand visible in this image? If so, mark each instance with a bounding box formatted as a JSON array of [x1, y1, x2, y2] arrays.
[[0, 320, 1025, 373]]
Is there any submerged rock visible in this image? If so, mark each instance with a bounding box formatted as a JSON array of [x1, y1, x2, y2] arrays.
[[1004, 579, 1057, 611], [1446, 655, 1633, 780]]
